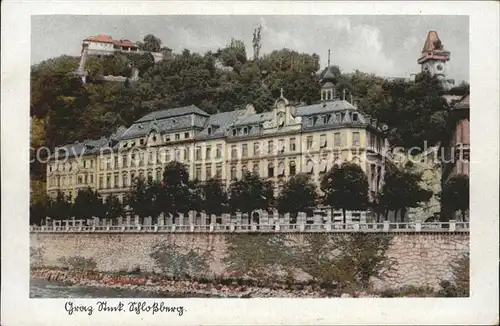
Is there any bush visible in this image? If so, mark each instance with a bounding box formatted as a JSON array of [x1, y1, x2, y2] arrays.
[[437, 252, 469, 297]]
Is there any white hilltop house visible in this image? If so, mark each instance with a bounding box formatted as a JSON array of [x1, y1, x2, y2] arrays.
[[77, 34, 173, 83]]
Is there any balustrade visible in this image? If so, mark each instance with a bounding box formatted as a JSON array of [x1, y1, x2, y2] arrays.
[[32, 217, 470, 233]]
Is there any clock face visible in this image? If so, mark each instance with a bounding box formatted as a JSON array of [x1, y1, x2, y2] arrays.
[[435, 63, 444, 72]]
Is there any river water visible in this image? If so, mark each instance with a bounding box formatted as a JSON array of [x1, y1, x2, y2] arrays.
[[30, 279, 214, 298]]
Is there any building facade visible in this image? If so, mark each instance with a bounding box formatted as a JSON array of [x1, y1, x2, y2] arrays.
[[442, 94, 470, 181], [46, 66, 389, 204]]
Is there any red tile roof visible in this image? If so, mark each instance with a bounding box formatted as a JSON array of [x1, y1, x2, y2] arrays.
[[84, 34, 115, 43], [422, 31, 442, 53], [84, 35, 138, 47], [116, 39, 137, 47], [417, 30, 450, 64]]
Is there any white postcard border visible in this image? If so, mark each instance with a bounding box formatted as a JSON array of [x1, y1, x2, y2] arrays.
[[1, 1, 499, 325]]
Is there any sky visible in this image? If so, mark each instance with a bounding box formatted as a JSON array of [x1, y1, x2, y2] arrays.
[[31, 15, 469, 83]]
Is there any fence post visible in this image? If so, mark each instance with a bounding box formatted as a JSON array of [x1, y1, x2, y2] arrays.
[[274, 222, 280, 232], [383, 221, 390, 232], [449, 219, 456, 232], [299, 223, 305, 232], [415, 222, 422, 232]]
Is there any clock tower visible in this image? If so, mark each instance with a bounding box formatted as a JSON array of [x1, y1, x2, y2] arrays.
[[417, 31, 451, 81]]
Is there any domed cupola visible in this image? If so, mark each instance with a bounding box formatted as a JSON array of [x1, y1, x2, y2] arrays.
[[320, 49, 340, 101]]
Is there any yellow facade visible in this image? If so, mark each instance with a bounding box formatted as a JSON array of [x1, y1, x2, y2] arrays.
[[47, 94, 388, 202]]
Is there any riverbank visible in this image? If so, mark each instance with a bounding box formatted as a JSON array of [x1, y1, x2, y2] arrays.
[[31, 268, 378, 298], [31, 268, 451, 298]]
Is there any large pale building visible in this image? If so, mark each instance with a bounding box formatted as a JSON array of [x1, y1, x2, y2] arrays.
[[46, 65, 389, 205]]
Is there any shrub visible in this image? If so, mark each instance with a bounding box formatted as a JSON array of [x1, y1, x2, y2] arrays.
[[150, 242, 211, 279], [437, 252, 469, 297]]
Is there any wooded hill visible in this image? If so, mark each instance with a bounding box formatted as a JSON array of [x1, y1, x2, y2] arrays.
[[30, 35, 469, 182]]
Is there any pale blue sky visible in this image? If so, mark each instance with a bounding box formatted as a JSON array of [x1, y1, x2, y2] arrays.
[[31, 15, 469, 83]]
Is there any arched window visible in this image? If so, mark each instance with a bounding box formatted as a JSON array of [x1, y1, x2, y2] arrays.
[[252, 164, 260, 176], [319, 159, 327, 174], [289, 161, 296, 175], [334, 157, 341, 168], [278, 161, 285, 176], [230, 166, 237, 180], [352, 156, 361, 165], [268, 162, 274, 177], [306, 160, 314, 174]]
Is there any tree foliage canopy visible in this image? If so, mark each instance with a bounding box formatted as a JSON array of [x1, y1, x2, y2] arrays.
[[228, 172, 275, 223], [321, 163, 369, 223], [378, 164, 433, 222], [277, 173, 317, 223], [441, 174, 469, 221]]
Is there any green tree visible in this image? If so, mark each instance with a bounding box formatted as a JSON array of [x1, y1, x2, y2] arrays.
[[441, 174, 469, 221], [378, 165, 433, 222], [30, 181, 51, 225], [47, 192, 73, 221], [277, 173, 317, 224], [160, 161, 192, 222], [124, 177, 151, 223], [201, 177, 228, 223], [142, 34, 162, 52], [377, 73, 449, 150], [72, 187, 106, 219], [321, 163, 369, 224], [228, 171, 274, 224], [218, 38, 247, 67], [103, 194, 125, 219], [187, 179, 204, 215]]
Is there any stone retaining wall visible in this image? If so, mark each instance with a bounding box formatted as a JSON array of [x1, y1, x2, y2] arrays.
[[30, 232, 469, 290]]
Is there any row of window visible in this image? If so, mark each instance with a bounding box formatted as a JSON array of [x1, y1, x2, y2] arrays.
[[100, 148, 191, 170], [195, 164, 223, 181], [48, 174, 95, 187], [98, 169, 164, 189], [122, 131, 192, 149], [227, 133, 360, 160], [305, 112, 360, 127], [52, 132, 368, 174], [49, 160, 94, 172]]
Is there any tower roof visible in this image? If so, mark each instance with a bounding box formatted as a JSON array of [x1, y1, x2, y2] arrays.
[[418, 30, 450, 64], [422, 31, 443, 53], [320, 66, 340, 83]]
